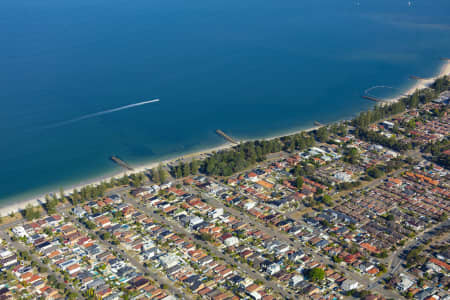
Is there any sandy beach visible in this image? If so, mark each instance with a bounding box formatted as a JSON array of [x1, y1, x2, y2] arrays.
[[383, 60, 450, 105], [1, 61, 449, 217], [0, 143, 235, 217]]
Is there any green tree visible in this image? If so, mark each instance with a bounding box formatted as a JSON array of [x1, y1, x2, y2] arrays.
[[295, 176, 304, 190], [431, 75, 449, 93], [71, 188, 80, 205], [406, 246, 425, 266], [59, 187, 65, 202], [81, 218, 96, 230], [152, 167, 160, 184], [45, 195, 58, 215], [158, 165, 168, 183], [410, 92, 419, 108], [183, 163, 190, 177], [321, 194, 333, 206], [201, 140, 283, 176], [315, 127, 329, 142], [332, 255, 343, 263], [407, 119, 416, 129], [375, 250, 389, 259], [67, 292, 78, 300], [100, 231, 111, 240], [307, 267, 325, 282], [384, 214, 395, 221], [197, 233, 214, 242], [344, 147, 360, 164], [190, 160, 199, 175], [367, 167, 384, 179], [24, 204, 40, 221], [175, 165, 182, 179]]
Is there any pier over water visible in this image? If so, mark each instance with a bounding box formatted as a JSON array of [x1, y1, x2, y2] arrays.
[[111, 155, 134, 171], [215, 129, 238, 144]]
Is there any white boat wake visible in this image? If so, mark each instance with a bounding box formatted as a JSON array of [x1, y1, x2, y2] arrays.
[[44, 99, 160, 128]]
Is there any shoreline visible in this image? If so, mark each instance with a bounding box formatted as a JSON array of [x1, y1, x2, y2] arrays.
[[1, 61, 449, 217], [0, 143, 233, 217], [383, 60, 450, 105], [0, 124, 322, 217]]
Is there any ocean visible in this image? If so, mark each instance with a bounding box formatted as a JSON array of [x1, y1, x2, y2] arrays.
[[1, 0, 449, 205]]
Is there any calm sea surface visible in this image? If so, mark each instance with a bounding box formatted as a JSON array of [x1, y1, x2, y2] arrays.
[[1, 0, 449, 204]]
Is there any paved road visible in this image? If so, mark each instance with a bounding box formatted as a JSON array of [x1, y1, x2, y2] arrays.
[[121, 192, 293, 299], [0, 201, 188, 299], [370, 219, 450, 291], [0, 219, 23, 231], [68, 215, 189, 300], [193, 185, 404, 299], [0, 204, 82, 298], [0, 230, 82, 298], [0, 145, 431, 300]]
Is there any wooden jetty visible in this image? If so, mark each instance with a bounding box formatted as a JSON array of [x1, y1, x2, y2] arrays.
[[111, 155, 134, 171], [215, 129, 238, 144], [314, 121, 325, 127], [409, 75, 425, 80], [361, 95, 381, 102]]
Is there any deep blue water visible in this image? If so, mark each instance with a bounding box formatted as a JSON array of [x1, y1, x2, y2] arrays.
[[1, 0, 450, 205]]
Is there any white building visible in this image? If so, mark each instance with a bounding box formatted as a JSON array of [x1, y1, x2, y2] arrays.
[[382, 121, 395, 129], [208, 208, 223, 219], [160, 182, 173, 190], [369, 144, 384, 152], [72, 207, 86, 218], [267, 263, 281, 275], [0, 249, 17, 267], [334, 171, 352, 182], [385, 150, 399, 158], [159, 254, 180, 269], [207, 183, 222, 194], [341, 279, 359, 291], [0, 249, 13, 259], [309, 147, 326, 156], [321, 155, 332, 162], [224, 236, 239, 247], [244, 201, 256, 210], [290, 275, 304, 287], [397, 273, 414, 291], [248, 291, 262, 300], [189, 216, 204, 228], [142, 240, 155, 251], [12, 226, 28, 238], [275, 244, 290, 255]]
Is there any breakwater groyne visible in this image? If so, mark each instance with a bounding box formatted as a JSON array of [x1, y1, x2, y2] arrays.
[[216, 129, 238, 144], [111, 155, 134, 171]]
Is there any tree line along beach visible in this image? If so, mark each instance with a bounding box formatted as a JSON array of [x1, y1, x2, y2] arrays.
[[0, 61, 449, 218]]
